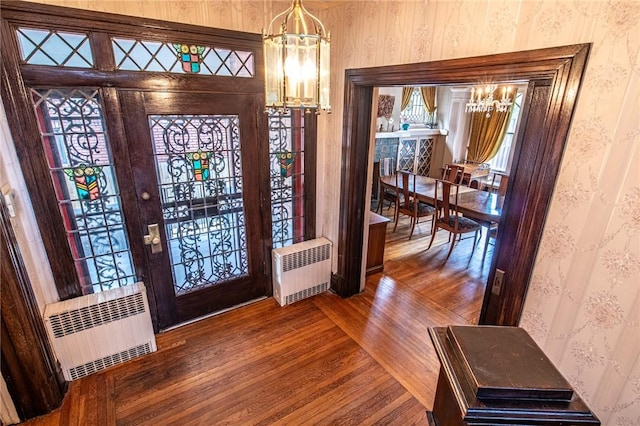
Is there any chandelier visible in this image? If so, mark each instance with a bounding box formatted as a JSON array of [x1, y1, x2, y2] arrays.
[[465, 84, 513, 117], [262, 0, 331, 114]]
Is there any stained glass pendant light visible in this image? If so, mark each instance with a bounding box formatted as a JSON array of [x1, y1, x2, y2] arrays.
[[263, 0, 331, 114]]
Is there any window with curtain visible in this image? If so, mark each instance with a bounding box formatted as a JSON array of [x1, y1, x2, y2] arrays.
[[485, 91, 523, 172], [401, 88, 427, 124]]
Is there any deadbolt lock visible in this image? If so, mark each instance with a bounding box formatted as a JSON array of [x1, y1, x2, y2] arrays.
[[144, 223, 162, 253]]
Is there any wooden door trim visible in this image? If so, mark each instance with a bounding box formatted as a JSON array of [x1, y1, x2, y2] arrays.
[[1, 196, 66, 420], [334, 44, 591, 326]]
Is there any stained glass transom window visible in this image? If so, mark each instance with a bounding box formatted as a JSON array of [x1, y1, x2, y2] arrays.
[[112, 38, 254, 77], [30, 89, 135, 294], [148, 115, 248, 295], [268, 111, 305, 249], [16, 28, 93, 68]]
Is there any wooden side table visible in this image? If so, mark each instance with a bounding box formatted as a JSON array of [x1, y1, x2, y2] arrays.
[[366, 212, 390, 275], [427, 326, 600, 425]]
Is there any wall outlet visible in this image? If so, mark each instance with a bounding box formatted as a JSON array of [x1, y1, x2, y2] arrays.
[[492, 268, 505, 295]]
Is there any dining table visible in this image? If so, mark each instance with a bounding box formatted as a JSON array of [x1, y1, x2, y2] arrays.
[[380, 174, 503, 224]]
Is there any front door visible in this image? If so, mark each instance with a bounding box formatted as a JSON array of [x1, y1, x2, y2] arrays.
[[119, 91, 269, 329]]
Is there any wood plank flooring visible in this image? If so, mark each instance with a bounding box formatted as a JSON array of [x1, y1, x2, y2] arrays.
[[20, 210, 492, 425]]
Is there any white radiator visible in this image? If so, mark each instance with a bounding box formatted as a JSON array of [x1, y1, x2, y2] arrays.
[[43, 282, 157, 381], [272, 237, 332, 306]]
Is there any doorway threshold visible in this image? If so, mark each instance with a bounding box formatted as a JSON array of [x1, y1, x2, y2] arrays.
[[160, 296, 269, 333]]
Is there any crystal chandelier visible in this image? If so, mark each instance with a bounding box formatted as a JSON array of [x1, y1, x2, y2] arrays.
[[465, 84, 513, 117], [262, 0, 331, 114]]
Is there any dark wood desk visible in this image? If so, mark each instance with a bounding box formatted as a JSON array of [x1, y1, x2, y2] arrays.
[[380, 175, 503, 223]]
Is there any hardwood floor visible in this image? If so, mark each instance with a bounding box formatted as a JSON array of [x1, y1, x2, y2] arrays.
[[20, 210, 492, 425]]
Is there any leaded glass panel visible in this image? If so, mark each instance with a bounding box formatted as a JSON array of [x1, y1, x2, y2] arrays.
[[397, 138, 416, 172], [148, 115, 248, 295], [268, 111, 305, 249], [415, 137, 434, 176], [112, 38, 254, 77], [30, 89, 135, 294], [17, 28, 93, 68]]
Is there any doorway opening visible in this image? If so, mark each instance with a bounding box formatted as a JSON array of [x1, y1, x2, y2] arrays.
[[333, 44, 591, 326]]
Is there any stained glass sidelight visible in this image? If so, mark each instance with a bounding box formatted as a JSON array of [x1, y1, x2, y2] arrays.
[[112, 38, 254, 77], [279, 152, 295, 177], [30, 89, 136, 294], [16, 27, 93, 68], [64, 164, 102, 200], [268, 111, 305, 249], [148, 115, 248, 295]]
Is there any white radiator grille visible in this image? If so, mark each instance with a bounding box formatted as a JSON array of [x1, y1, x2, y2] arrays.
[[44, 282, 157, 381], [285, 282, 330, 305], [69, 343, 153, 380], [272, 237, 332, 306], [48, 292, 146, 338], [282, 243, 331, 272]]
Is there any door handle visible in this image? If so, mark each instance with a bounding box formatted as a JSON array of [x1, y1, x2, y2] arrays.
[[143, 223, 163, 253]]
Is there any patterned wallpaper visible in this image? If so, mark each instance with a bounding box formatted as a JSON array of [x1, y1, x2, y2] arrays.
[[6, 0, 639, 424], [316, 1, 639, 424]]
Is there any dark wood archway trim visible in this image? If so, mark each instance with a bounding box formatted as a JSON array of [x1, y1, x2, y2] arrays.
[[334, 44, 590, 326]]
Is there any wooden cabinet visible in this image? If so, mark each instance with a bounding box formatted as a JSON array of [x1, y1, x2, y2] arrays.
[[366, 212, 390, 275]]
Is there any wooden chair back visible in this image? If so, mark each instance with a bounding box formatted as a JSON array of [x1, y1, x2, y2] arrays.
[[375, 157, 400, 214], [497, 174, 509, 196], [488, 172, 509, 195], [442, 164, 464, 184], [396, 170, 414, 210], [435, 178, 460, 222]]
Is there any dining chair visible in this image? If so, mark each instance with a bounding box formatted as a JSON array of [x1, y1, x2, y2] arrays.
[[478, 172, 506, 262], [392, 170, 436, 240], [486, 172, 509, 195], [375, 157, 398, 214], [497, 174, 509, 196], [482, 225, 498, 263], [426, 179, 481, 260], [442, 164, 464, 184]]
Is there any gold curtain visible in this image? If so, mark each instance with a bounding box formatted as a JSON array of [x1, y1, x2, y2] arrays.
[[467, 88, 517, 163], [400, 87, 413, 111], [419, 86, 436, 113]]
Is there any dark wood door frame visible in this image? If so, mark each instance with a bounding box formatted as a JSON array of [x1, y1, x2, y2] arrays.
[[1, 196, 66, 420], [333, 44, 591, 326]]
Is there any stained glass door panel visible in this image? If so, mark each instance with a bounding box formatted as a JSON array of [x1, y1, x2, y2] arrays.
[[148, 115, 248, 295], [119, 91, 268, 329]]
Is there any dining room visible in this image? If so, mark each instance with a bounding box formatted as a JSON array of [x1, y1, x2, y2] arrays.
[[366, 82, 526, 324]]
